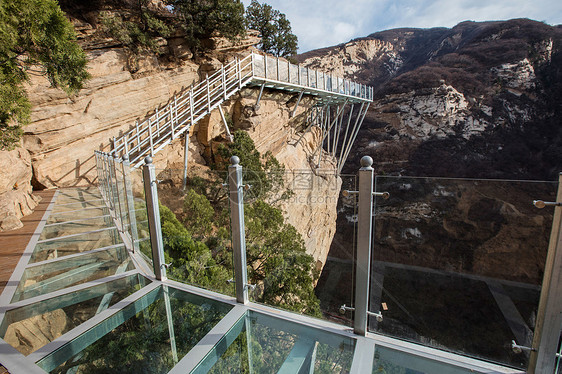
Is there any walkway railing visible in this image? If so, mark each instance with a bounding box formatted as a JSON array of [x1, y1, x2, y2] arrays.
[[111, 55, 255, 168], [94, 151, 562, 373], [109, 52, 373, 170], [250, 53, 373, 102]]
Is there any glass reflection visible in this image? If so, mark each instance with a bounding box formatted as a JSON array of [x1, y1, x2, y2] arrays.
[[30, 228, 123, 263], [39, 215, 115, 241], [13, 246, 133, 302], [194, 311, 355, 374], [47, 207, 110, 224], [373, 345, 480, 374], [370, 176, 557, 368], [38, 286, 232, 373], [0, 274, 149, 356]]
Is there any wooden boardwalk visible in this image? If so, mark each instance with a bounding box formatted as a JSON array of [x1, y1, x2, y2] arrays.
[[0, 190, 55, 295]]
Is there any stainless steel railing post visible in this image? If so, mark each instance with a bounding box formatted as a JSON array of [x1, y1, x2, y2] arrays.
[[142, 156, 167, 280], [228, 156, 249, 304], [354, 156, 374, 336]]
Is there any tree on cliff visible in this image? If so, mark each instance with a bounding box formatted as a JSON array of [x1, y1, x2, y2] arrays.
[[245, 0, 298, 57], [162, 131, 321, 316], [167, 0, 246, 51], [0, 0, 89, 150]]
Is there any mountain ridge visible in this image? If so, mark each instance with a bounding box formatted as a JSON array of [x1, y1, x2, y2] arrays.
[[298, 18, 562, 180]]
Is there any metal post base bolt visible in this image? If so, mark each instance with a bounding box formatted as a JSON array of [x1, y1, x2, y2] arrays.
[[511, 340, 536, 354], [533, 200, 562, 208]]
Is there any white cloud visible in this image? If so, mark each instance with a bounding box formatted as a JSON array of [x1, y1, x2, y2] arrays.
[[242, 0, 562, 52]]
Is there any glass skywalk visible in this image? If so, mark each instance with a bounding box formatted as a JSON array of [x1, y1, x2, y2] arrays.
[[5, 147, 562, 374]]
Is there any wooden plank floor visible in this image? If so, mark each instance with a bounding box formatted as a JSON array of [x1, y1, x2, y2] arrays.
[[0, 190, 55, 295]]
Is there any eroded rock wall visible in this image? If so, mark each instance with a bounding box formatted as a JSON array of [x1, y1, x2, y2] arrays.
[[0, 146, 40, 231], [25, 48, 199, 188]]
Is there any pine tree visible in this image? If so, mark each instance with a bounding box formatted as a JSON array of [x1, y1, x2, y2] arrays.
[[167, 0, 246, 51], [0, 0, 89, 150], [245, 0, 298, 57]]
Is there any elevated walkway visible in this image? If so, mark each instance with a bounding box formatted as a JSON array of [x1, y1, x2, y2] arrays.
[[110, 52, 373, 172], [0, 186, 524, 374]]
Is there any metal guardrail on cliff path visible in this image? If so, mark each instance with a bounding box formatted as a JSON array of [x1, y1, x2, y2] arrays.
[[109, 52, 374, 174]]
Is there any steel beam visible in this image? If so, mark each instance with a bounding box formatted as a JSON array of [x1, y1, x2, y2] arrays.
[[276, 338, 317, 373]]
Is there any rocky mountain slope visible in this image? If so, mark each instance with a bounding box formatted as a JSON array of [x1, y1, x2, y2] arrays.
[[302, 19, 562, 337], [299, 18, 562, 180]]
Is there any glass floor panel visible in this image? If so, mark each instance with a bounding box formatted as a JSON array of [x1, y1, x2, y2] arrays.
[[55, 195, 102, 202], [0, 274, 150, 356], [55, 194, 103, 204], [56, 188, 101, 199], [39, 216, 115, 241], [372, 345, 479, 374], [38, 285, 233, 373], [194, 311, 355, 374], [46, 207, 110, 224], [30, 228, 123, 263], [51, 200, 108, 213], [12, 246, 134, 302]]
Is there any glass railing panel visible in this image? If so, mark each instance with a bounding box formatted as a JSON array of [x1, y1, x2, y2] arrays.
[[369, 176, 557, 369], [372, 345, 483, 374], [318, 71, 325, 90], [310, 69, 317, 88], [47, 207, 110, 224], [154, 168, 235, 296], [313, 173, 357, 326], [195, 310, 355, 373], [0, 274, 150, 356], [29, 227, 123, 263], [253, 53, 265, 77], [37, 285, 233, 373], [113, 159, 130, 231], [299, 66, 308, 87], [554, 331, 562, 374], [51, 199, 106, 213], [39, 215, 115, 241], [266, 56, 277, 80], [135, 201, 152, 265], [128, 166, 151, 265], [289, 63, 298, 84], [12, 245, 134, 302], [278, 59, 289, 82], [246, 169, 353, 324]]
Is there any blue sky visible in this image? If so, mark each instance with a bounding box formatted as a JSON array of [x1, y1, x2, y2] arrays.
[[241, 0, 562, 53]]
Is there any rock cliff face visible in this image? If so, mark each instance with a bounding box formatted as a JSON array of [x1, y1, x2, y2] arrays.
[[11, 15, 339, 265], [299, 19, 562, 180], [300, 19, 562, 329], [0, 146, 40, 231], [24, 46, 200, 189], [228, 90, 340, 267]]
